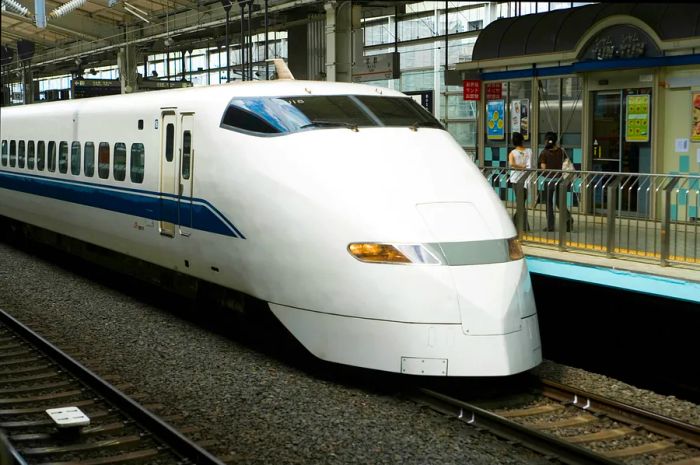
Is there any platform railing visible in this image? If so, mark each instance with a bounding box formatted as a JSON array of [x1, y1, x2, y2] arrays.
[[481, 167, 700, 269]]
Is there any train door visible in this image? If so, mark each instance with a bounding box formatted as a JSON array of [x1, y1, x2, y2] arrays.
[[160, 111, 178, 237], [178, 113, 194, 237]]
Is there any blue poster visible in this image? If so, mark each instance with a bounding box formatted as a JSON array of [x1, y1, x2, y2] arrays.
[[486, 100, 505, 140]]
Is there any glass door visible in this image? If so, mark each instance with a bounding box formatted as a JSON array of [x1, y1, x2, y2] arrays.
[[592, 91, 622, 172], [591, 89, 651, 214]]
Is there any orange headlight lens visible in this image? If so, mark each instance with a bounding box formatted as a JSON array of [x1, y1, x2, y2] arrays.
[[508, 237, 524, 260], [347, 243, 412, 264]]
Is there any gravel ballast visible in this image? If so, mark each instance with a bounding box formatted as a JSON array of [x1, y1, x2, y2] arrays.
[[1, 239, 698, 464]]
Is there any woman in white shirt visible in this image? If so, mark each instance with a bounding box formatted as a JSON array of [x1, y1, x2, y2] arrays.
[[508, 132, 531, 231]]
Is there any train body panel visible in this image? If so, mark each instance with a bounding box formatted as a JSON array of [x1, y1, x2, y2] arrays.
[[269, 303, 541, 376], [1, 80, 542, 376]]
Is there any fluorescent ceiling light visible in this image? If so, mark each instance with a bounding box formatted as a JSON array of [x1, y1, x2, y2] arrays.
[[49, 0, 87, 18], [1, 0, 30, 16], [124, 3, 149, 22]]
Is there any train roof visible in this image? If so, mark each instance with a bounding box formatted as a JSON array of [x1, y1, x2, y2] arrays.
[[1, 80, 407, 116]]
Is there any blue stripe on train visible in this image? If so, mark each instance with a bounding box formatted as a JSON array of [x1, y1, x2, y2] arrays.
[[0, 170, 245, 239]]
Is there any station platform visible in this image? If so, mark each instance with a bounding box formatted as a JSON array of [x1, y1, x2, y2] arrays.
[[523, 245, 700, 305]]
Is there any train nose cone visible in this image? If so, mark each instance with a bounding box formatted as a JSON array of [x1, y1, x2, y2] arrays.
[[416, 202, 493, 242], [416, 202, 531, 337]]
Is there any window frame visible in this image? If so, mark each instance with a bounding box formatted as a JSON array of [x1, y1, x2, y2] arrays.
[[27, 141, 35, 170], [71, 141, 81, 176], [113, 142, 127, 181], [84, 142, 95, 177], [58, 141, 68, 174], [98, 142, 110, 179], [130, 143, 145, 183], [37, 141, 46, 171]]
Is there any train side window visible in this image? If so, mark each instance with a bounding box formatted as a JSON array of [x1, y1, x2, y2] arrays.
[[114, 143, 126, 181], [10, 140, 16, 167], [58, 141, 68, 174], [18, 141, 25, 169], [130, 143, 145, 183], [71, 141, 81, 175], [165, 123, 174, 162], [1, 140, 7, 166], [138, 119, 144, 130], [182, 131, 191, 180], [37, 141, 45, 171], [47, 142, 56, 172], [84, 142, 95, 177], [98, 142, 110, 179], [27, 141, 35, 170]]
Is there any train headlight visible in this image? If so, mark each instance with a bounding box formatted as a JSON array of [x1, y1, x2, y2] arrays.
[[507, 237, 524, 260], [347, 243, 441, 265]]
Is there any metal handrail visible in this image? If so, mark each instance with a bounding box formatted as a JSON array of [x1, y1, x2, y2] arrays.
[[481, 167, 700, 269]]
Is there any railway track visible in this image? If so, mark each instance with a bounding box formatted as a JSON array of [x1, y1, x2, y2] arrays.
[[0, 308, 227, 465], [414, 378, 700, 465]]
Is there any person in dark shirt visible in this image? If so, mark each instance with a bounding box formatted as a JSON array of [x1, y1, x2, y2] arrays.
[[538, 131, 572, 232]]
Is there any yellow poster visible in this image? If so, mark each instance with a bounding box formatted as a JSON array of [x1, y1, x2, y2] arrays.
[[625, 94, 650, 143], [692, 92, 700, 142]]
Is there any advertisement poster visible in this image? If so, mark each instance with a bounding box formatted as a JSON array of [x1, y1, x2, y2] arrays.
[[510, 100, 521, 134], [463, 79, 480, 101], [625, 94, 650, 142], [487, 100, 505, 140], [485, 83, 502, 100], [520, 99, 530, 140], [692, 92, 700, 142]]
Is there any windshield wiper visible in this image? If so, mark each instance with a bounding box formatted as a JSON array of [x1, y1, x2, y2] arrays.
[[300, 120, 359, 132], [409, 121, 443, 131]]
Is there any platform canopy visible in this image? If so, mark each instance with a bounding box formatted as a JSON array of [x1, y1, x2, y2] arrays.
[[471, 3, 700, 62]]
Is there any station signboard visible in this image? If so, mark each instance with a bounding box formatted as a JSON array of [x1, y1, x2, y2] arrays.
[[352, 52, 400, 83]]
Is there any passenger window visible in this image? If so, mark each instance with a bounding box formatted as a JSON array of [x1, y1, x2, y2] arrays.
[[84, 142, 95, 177], [182, 131, 191, 180], [71, 142, 81, 175], [1, 140, 6, 166], [114, 143, 126, 181], [10, 140, 16, 167], [165, 123, 174, 162], [37, 141, 45, 171], [18, 141, 25, 169], [98, 142, 110, 179], [130, 143, 145, 183], [48, 142, 57, 172], [27, 141, 35, 170], [58, 141, 68, 174]]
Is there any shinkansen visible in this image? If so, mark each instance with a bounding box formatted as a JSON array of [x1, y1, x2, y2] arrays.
[[0, 78, 541, 376]]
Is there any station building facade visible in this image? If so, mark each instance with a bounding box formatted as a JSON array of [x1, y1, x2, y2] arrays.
[[455, 3, 700, 219]]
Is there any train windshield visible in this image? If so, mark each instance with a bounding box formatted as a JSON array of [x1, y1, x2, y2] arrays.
[[220, 95, 443, 135]]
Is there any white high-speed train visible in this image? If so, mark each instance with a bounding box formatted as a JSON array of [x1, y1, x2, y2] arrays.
[[0, 78, 541, 376]]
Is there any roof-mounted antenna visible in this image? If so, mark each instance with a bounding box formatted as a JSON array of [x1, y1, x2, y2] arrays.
[[267, 58, 294, 80]]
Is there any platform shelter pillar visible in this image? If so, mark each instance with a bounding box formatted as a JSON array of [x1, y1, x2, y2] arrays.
[[323, 1, 361, 82], [117, 27, 139, 93]]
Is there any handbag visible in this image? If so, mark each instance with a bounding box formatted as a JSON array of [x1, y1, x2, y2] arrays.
[[562, 152, 575, 179]]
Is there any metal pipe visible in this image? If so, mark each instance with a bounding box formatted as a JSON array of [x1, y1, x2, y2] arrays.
[[264, 0, 268, 79], [394, 4, 398, 54], [444, 0, 448, 72], [225, 7, 230, 81], [247, 0, 252, 80], [239, 1, 245, 80], [221, 0, 232, 82]]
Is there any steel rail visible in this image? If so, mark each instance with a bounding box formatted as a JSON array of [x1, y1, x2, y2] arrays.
[[0, 307, 227, 465], [540, 378, 700, 448], [414, 387, 623, 465]]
